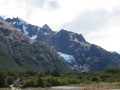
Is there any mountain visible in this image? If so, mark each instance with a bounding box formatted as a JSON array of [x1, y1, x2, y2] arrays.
[[37, 29, 120, 72], [5, 17, 120, 72], [0, 18, 72, 72], [5, 17, 39, 38]]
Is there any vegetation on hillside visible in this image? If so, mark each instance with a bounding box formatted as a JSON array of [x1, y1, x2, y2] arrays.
[[0, 68, 120, 88]]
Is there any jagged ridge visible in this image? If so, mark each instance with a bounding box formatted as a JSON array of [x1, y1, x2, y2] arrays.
[[5, 17, 120, 72]]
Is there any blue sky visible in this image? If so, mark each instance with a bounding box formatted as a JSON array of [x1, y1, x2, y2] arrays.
[[0, 0, 120, 53]]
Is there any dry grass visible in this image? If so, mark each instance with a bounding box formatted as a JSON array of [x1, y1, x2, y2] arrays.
[[26, 82, 120, 90], [0, 82, 120, 90], [0, 88, 10, 90], [80, 82, 120, 90]]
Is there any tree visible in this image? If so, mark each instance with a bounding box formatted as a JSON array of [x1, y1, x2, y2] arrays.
[[25, 70, 37, 76], [51, 69, 60, 77], [6, 76, 14, 85], [0, 72, 7, 87]]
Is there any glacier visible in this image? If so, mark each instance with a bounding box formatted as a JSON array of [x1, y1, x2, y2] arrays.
[[58, 52, 76, 64]]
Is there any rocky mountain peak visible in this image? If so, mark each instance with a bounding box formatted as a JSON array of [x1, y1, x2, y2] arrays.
[[17, 17, 29, 25], [42, 24, 53, 33], [59, 29, 68, 33], [57, 29, 86, 42], [5, 17, 28, 26], [56, 29, 70, 40]]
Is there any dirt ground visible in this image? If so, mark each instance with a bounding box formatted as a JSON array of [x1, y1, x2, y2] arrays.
[[1, 82, 120, 90]]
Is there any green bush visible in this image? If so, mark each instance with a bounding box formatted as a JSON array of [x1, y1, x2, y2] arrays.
[[51, 69, 60, 77], [0, 72, 8, 87], [6, 76, 14, 85], [91, 77, 99, 82], [0, 68, 120, 88], [105, 68, 120, 74], [25, 70, 37, 76]]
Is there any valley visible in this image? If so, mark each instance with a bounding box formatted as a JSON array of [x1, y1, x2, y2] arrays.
[[0, 17, 120, 90], [0, 0, 120, 90]]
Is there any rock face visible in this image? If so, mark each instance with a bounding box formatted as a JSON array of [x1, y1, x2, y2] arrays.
[[5, 17, 120, 72], [0, 19, 72, 72], [37, 29, 120, 72]]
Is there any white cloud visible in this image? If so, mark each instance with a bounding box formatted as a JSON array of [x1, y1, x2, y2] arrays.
[[0, 0, 120, 52], [86, 26, 120, 52], [81, 9, 120, 52], [0, 0, 60, 19], [62, 10, 108, 34]]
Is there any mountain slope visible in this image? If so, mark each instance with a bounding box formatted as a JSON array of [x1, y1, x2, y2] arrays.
[[5, 17, 120, 72], [37, 29, 120, 71], [0, 19, 72, 72]]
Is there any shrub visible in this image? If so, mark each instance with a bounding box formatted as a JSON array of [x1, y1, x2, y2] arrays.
[[105, 68, 120, 74], [0, 72, 8, 87], [91, 77, 99, 82], [6, 76, 14, 85]]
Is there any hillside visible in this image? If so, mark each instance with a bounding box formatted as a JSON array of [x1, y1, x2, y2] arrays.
[[0, 19, 72, 72]]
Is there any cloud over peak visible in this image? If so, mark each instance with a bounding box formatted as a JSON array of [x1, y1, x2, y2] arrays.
[[62, 8, 120, 35], [0, 0, 120, 52]]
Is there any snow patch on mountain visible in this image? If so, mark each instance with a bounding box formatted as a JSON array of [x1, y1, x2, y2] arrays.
[[23, 25, 29, 35], [19, 22, 22, 25], [31, 34, 37, 39], [44, 32, 49, 35], [31, 27, 40, 39], [58, 52, 76, 64], [74, 38, 78, 42], [12, 21, 16, 25], [70, 35, 72, 38]]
